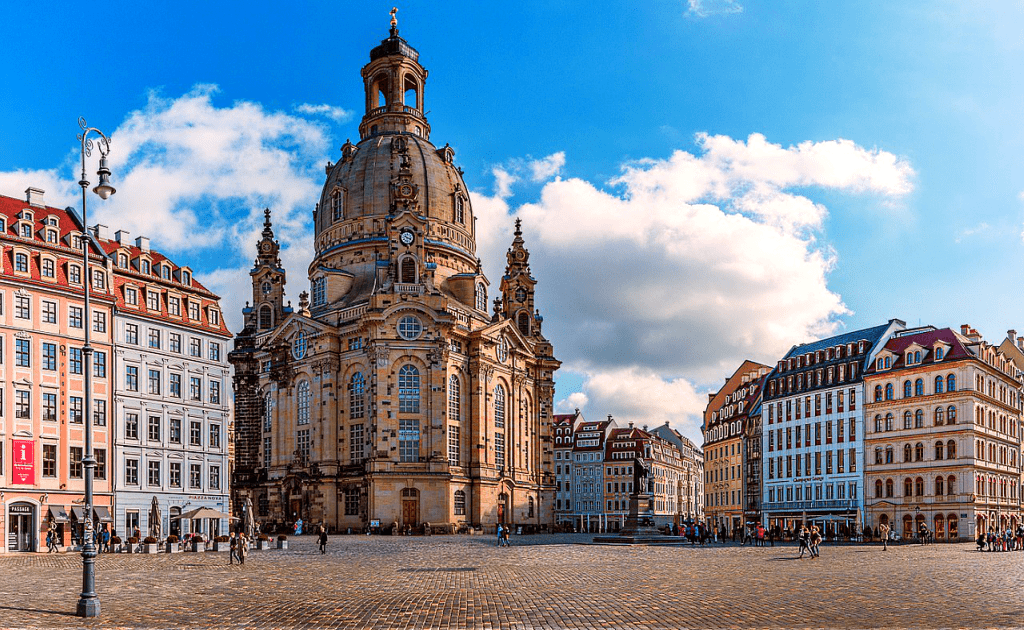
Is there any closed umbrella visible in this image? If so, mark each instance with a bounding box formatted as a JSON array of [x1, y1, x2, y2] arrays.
[[149, 496, 162, 540], [171, 507, 237, 521], [243, 498, 255, 539]]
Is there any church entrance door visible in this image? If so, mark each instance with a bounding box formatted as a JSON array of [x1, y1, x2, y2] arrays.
[[401, 488, 418, 528]]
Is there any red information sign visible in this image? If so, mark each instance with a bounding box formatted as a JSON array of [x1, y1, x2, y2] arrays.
[[11, 439, 34, 485]]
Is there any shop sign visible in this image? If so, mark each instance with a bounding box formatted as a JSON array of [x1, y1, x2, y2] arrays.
[[11, 440, 34, 485], [9, 505, 33, 514]]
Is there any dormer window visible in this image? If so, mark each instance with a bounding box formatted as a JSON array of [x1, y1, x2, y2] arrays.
[[72, 235, 83, 251], [884, 356, 891, 369], [168, 296, 181, 316], [45, 230, 57, 244], [208, 308, 220, 326], [146, 290, 160, 311], [140, 259, 150, 274], [331, 190, 343, 221], [118, 253, 128, 268], [188, 300, 200, 321], [14, 252, 28, 272], [20, 224, 32, 238], [161, 265, 171, 280], [125, 286, 138, 306], [475, 283, 486, 312], [41, 258, 55, 279], [92, 269, 105, 290], [936, 347, 944, 360], [0, 219, 6, 232], [181, 270, 191, 286], [455, 196, 465, 224]]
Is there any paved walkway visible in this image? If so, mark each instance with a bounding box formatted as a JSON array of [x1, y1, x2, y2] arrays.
[[0, 535, 1019, 629]]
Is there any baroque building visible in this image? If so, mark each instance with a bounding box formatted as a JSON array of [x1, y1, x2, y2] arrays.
[[230, 22, 560, 534], [864, 325, 1023, 541]]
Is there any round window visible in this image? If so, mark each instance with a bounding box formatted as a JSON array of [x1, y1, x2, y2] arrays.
[[398, 315, 422, 340], [292, 332, 307, 360]]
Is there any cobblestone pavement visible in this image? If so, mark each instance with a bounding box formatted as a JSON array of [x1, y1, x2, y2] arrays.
[[0, 535, 1022, 629]]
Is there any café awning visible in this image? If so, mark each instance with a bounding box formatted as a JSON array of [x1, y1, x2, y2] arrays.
[[94, 506, 113, 523], [70, 507, 87, 521], [47, 506, 69, 523]]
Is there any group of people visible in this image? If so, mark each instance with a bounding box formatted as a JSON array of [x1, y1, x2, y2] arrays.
[[742, 523, 775, 547], [977, 526, 1024, 551], [797, 526, 823, 559], [496, 524, 512, 547]]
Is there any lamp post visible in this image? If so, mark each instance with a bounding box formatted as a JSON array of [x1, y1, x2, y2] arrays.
[[76, 117, 116, 619]]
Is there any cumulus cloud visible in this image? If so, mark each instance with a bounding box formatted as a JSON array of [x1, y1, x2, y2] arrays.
[[476, 133, 913, 441], [529, 152, 566, 182], [0, 84, 332, 334], [295, 103, 354, 123], [686, 0, 743, 18]]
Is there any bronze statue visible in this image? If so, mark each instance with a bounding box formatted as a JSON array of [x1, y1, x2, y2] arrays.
[[633, 457, 650, 495]]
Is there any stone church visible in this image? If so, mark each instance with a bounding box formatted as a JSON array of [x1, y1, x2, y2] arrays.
[[230, 21, 560, 533]]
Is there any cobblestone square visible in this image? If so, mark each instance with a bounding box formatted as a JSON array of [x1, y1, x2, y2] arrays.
[[0, 535, 1021, 629]]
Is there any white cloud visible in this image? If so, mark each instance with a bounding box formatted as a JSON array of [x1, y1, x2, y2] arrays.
[[0, 85, 333, 335], [686, 0, 743, 18], [492, 166, 518, 199], [557, 367, 705, 437], [475, 133, 913, 443], [528, 152, 565, 182], [295, 103, 354, 123], [956, 222, 990, 243]]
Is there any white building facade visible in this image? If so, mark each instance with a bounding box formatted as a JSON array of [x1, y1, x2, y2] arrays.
[[106, 232, 232, 539], [761, 319, 905, 536]]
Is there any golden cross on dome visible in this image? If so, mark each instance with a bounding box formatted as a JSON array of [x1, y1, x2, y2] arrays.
[[390, 7, 398, 28]]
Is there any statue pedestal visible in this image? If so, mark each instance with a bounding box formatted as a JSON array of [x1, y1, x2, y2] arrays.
[[594, 493, 669, 545]]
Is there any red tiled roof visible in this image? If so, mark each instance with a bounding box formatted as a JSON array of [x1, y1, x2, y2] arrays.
[[865, 327, 971, 373], [0, 194, 230, 337]]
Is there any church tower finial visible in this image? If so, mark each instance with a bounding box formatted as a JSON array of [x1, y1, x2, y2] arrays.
[[360, 15, 431, 141], [500, 219, 539, 336], [390, 6, 398, 32]]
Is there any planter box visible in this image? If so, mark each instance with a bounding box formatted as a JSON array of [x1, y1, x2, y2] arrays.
[[143, 544, 158, 554], [165, 543, 181, 553], [125, 544, 135, 554], [213, 542, 228, 552], [255, 539, 270, 550], [276, 540, 288, 550], [190, 541, 206, 552]]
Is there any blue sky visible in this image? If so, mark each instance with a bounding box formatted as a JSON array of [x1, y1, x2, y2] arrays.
[[2, 1, 1024, 443]]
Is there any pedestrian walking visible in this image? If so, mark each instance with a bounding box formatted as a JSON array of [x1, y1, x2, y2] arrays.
[[318, 527, 328, 554], [501, 525, 511, 547], [496, 524, 504, 547], [797, 526, 810, 559], [809, 526, 822, 558], [229, 532, 239, 564], [879, 523, 890, 551], [238, 534, 247, 565]]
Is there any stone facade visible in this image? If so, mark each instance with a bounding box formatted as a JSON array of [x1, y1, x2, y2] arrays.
[[864, 325, 1024, 541], [230, 24, 559, 534]]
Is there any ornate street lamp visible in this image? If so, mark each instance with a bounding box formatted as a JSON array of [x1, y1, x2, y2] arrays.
[[75, 117, 115, 618]]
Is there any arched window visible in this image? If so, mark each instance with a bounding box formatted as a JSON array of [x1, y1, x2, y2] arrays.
[[297, 379, 311, 425], [454, 490, 466, 516], [915, 477, 925, 496], [885, 446, 894, 463], [263, 392, 273, 432], [400, 257, 416, 284], [118, 253, 128, 268], [934, 514, 945, 539], [903, 444, 912, 463], [885, 413, 894, 431], [259, 304, 272, 329], [874, 447, 883, 464], [914, 351, 921, 363], [903, 411, 912, 430], [934, 376, 944, 394], [934, 406, 945, 425], [528, 496, 535, 518], [884, 356, 891, 369], [915, 379, 924, 396], [914, 442, 924, 462], [904, 478, 913, 497], [875, 479, 883, 497], [947, 405, 956, 424], [494, 384, 506, 428], [934, 441, 944, 460], [885, 383, 894, 400], [946, 374, 956, 392], [915, 409, 924, 428], [475, 283, 487, 312], [517, 311, 530, 336], [885, 478, 894, 498], [349, 372, 365, 419], [903, 380, 912, 398], [947, 475, 956, 495], [935, 477, 944, 496], [448, 374, 460, 422], [331, 190, 343, 221], [946, 440, 956, 459], [403, 75, 419, 109], [874, 385, 882, 402], [398, 365, 420, 413]]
